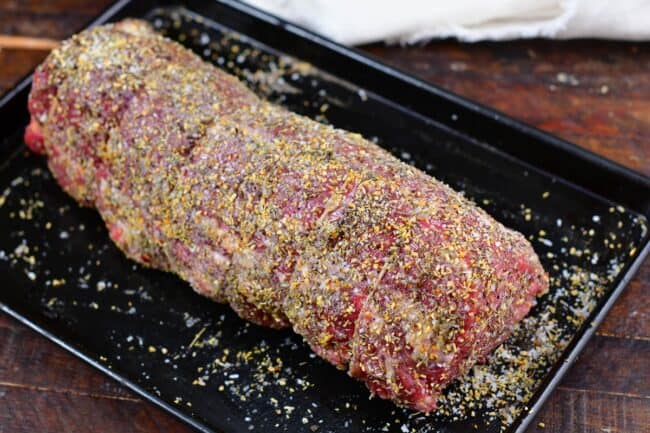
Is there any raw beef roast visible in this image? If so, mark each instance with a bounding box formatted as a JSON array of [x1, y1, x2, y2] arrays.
[[25, 20, 548, 412]]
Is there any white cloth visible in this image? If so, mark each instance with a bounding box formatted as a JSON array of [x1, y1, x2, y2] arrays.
[[243, 0, 650, 44]]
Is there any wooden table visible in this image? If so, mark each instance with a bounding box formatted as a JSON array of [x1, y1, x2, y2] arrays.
[[1, 1, 648, 432]]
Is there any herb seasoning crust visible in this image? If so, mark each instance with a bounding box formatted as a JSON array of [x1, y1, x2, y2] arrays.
[[25, 20, 549, 412]]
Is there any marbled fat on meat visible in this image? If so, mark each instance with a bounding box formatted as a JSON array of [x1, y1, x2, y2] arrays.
[[25, 20, 549, 412]]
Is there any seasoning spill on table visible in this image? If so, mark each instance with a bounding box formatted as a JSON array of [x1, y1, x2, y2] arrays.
[[0, 7, 647, 433]]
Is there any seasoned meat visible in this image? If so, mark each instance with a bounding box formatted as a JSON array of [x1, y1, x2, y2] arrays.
[[25, 20, 548, 412]]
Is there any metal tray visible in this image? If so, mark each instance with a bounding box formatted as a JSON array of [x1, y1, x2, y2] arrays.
[[1, 1, 649, 432]]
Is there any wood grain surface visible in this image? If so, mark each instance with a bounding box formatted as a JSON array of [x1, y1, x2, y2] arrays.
[[1, 1, 648, 432]]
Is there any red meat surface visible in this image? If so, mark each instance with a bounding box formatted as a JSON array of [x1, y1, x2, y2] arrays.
[[25, 20, 548, 412]]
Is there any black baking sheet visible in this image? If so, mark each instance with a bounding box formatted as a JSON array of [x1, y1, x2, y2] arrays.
[[1, 1, 649, 433]]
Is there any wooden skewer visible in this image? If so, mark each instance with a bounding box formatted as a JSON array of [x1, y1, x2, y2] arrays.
[[0, 35, 60, 51]]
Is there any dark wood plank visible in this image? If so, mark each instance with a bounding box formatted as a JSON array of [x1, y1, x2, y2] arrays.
[[0, 0, 106, 14], [0, 385, 192, 433], [597, 262, 650, 339], [0, 13, 91, 40], [0, 0, 112, 96], [364, 40, 650, 176], [0, 49, 49, 93], [561, 335, 649, 397], [0, 314, 133, 399], [528, 387, 650, 433], [0, 0, 112, 38]]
